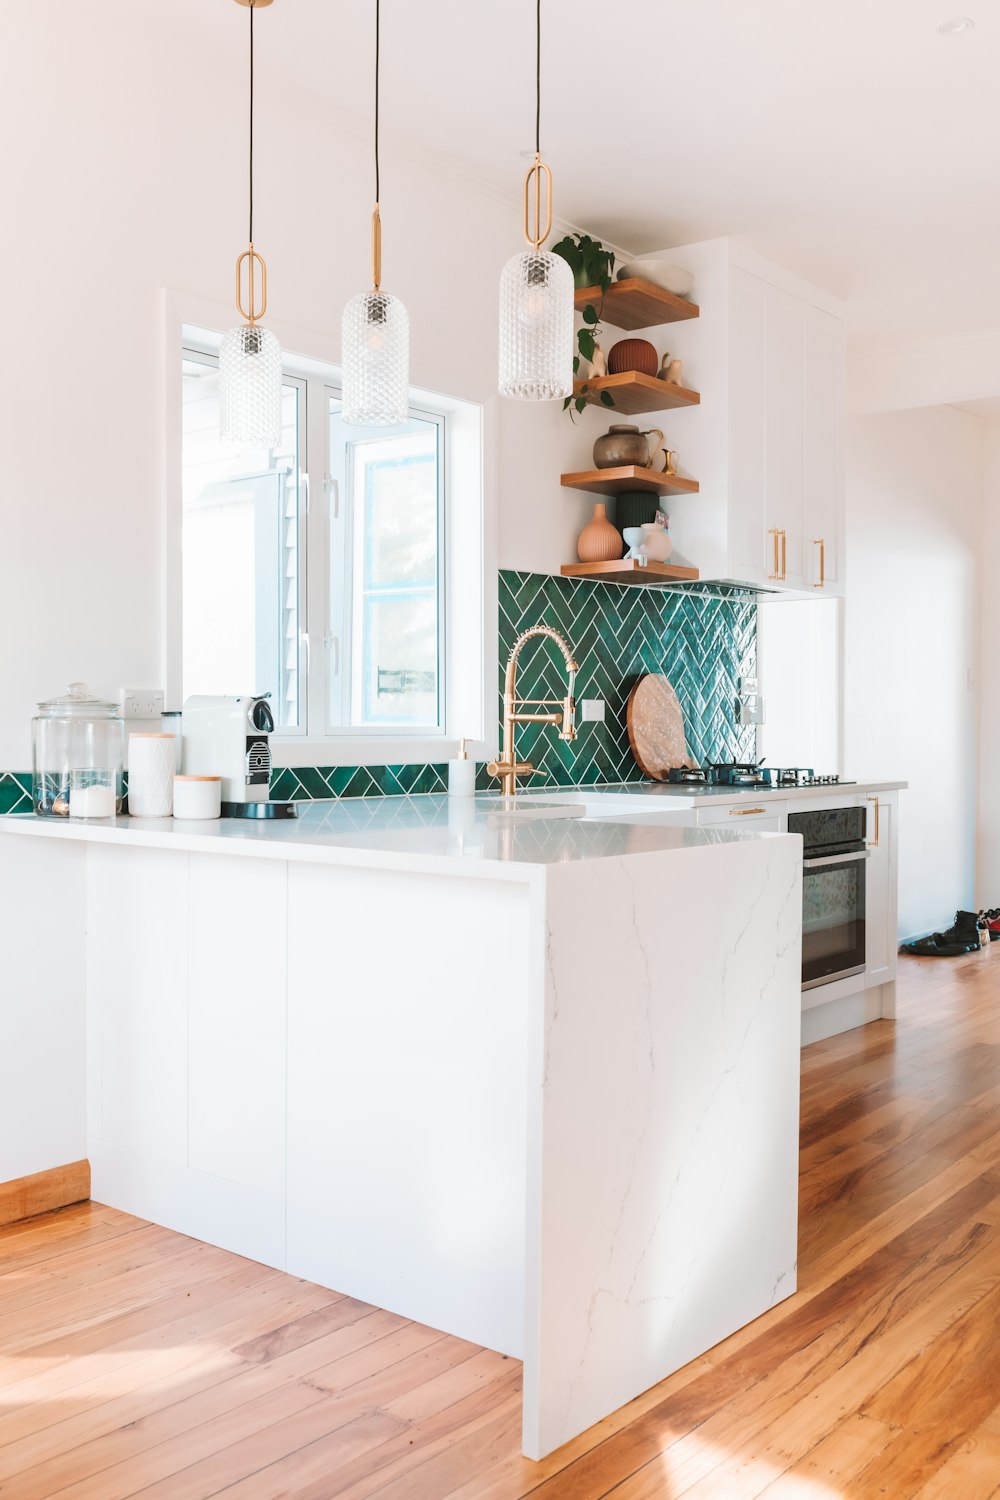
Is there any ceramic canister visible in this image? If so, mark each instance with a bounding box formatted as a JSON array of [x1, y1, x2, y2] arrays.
[[173, 775, 222, 820], [127, 733, 177, 817]]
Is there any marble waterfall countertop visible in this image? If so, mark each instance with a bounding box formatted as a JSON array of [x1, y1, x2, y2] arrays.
[[2, 780, 806, 1459], [0, 776, 904, 879], [0, 793, 777, 881]]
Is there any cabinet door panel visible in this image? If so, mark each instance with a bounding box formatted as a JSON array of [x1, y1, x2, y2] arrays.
[[696, 802, 787, 831], [728, 269, 769, 582], [865, 796, 894, 984], [803, 311, 843, 590], [88, 845, 189, 1165], [187, 854, 287, 1197], [765, 290, 806, 587]]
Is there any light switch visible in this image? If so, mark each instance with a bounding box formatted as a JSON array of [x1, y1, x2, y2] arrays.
[[580, 699, 606, 723]]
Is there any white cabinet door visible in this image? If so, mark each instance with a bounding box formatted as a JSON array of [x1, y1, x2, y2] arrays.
[[187, 854, 287, 1198], [802, 309, 844, 593], [727, 268, 845, 595], [728, 268, 770, 586], [88, 845, 190, 1165], [865, 793, 895, 986], [696, 801, 788, 832], [765, 289, 808, 590]]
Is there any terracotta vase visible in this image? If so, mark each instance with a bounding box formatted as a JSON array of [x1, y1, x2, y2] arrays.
[[577, 502, 624, 563], [607, 338, 659, 377]]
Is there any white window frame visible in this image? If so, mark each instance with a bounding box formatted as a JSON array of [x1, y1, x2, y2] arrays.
[[163, 290, 497, 769], [325, 391, 447, 740]]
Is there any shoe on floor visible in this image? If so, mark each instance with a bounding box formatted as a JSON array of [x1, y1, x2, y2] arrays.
[[903, 910, 982, 957]]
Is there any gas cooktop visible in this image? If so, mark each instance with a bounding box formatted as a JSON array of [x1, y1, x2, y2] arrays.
[[666, 763, 854, 789]]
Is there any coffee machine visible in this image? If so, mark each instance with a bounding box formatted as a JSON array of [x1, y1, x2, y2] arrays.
[[180, 694, 297, 819]]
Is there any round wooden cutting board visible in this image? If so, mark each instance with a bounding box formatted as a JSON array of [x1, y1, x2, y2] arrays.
[[626, 674, 696, 781]]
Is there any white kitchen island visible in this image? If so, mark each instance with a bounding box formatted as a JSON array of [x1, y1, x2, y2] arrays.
[[0, 797, 802, 1460]]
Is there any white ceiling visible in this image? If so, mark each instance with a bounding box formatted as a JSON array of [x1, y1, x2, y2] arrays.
[[166, 0, 1000, 351]]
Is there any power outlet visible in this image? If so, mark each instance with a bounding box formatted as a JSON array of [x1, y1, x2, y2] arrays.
[[121, 688, 165, 720], [580, 699, 606, 723]]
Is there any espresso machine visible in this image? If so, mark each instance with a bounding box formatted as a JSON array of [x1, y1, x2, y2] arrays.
[[180, 694, 297, 818]]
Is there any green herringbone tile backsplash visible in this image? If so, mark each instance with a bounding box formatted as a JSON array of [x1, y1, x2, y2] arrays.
[[481, 571, 757, 788], [0, 575, 755, 809]]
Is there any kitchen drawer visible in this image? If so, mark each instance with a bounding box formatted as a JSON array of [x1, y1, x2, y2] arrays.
[[696, 800, 788, 830]]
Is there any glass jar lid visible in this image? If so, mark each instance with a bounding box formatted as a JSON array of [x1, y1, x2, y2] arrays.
[[35, 682, 122, 718]]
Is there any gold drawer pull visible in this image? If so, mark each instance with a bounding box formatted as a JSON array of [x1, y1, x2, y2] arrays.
[[813, 537, 826, 589], [867, 795, 880, 848], [730, 807, 766, 816]]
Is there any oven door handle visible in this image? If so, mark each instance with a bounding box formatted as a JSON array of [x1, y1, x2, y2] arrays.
[[802, 851, 870, 869]]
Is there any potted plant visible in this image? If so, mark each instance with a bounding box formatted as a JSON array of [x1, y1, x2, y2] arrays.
[[552, 233, 616, 419]]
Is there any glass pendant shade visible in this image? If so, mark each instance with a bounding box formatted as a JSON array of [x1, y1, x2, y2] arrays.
[[342, 290, 410, 425], [219, 323, 282, 446], [498, 249, 574, 400]]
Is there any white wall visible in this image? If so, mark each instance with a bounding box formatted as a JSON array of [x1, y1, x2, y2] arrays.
[[844, 406, 983, 939], [977, 422, 1000, 906], [0, 2, 580, 770]]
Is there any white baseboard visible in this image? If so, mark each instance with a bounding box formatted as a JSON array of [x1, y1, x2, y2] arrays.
[[801, 989, 884, 1046]]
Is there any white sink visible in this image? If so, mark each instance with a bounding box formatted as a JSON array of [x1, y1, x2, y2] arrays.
[[478, 790, 661, 821], [481, 799, 587, 825]]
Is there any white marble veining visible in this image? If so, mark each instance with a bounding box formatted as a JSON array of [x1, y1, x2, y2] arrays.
[[523, 833, 802, 1456]]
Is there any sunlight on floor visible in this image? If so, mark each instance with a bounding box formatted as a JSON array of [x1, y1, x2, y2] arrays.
[[650, 1436, 845, 1498], [0, 1347, 239, 1406]]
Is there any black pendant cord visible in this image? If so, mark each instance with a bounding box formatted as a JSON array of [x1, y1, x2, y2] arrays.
[[249, 0, 255, 245], [535, 0, 541, 157], [374, 0, 381, 205]]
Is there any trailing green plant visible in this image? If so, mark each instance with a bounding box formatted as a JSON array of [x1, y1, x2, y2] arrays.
[[552, 233, 616, 419]]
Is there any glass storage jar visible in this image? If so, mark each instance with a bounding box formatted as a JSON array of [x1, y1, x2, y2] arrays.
[[32, 683, 125, 817]]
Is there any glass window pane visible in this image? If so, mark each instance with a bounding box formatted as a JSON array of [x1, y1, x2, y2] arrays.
[[362, 593, 438, 725], [328, 401, 443, 732], [181, 357, 302, 729]]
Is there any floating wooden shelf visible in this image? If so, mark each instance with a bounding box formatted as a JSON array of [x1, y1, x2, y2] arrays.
[[561, 464, 699, 498], [575, 277, 700, 330], [573, 371, 701, 415], [561, 560, 700, 586]]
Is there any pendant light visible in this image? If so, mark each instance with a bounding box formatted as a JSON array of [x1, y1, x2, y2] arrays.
[[342, 0, 409, 426], [219, 0, 282, 447], [498, 0, 573, 401]]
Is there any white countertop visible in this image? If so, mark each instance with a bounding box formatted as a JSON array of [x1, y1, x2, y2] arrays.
[[511, 777, 907, 807], [0, 793, 791, 883]]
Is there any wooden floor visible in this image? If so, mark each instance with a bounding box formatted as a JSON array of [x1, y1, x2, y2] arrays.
[[3, 956, 1000, 1498]]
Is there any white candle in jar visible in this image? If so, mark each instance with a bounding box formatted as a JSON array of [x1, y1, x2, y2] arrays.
[[70, 783, 116, 818]]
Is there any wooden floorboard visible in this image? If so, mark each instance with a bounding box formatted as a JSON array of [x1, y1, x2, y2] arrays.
[[2, 951, 1000, 1497]]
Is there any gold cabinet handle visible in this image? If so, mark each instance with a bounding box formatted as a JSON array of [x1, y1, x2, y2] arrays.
[[780, 528, 787, 580], [768, 529, 780, 581], [867, 796, 880, 848], [813, 537, 826, 589], [730, 807, 766, 816]]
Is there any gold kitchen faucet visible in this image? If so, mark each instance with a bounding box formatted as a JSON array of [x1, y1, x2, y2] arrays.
[[487, 626, 578, 797]]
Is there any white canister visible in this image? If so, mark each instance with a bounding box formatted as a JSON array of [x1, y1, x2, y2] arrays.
[[173, 775, 222, 820], [128, 734, 177, 818]]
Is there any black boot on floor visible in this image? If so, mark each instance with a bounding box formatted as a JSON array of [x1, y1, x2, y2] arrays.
[[903, 911, 982, 957]]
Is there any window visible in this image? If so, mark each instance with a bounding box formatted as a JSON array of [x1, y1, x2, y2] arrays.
[[181, 354, 304, 729], [177, 330, 485, 766], [328, 401, 444, 733]]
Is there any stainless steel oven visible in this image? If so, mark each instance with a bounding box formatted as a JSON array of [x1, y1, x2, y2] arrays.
[[787, 805, 868, 990]]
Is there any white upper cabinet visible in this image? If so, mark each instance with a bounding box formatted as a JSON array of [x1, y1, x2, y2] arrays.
[[640, 239, 845, 595]]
